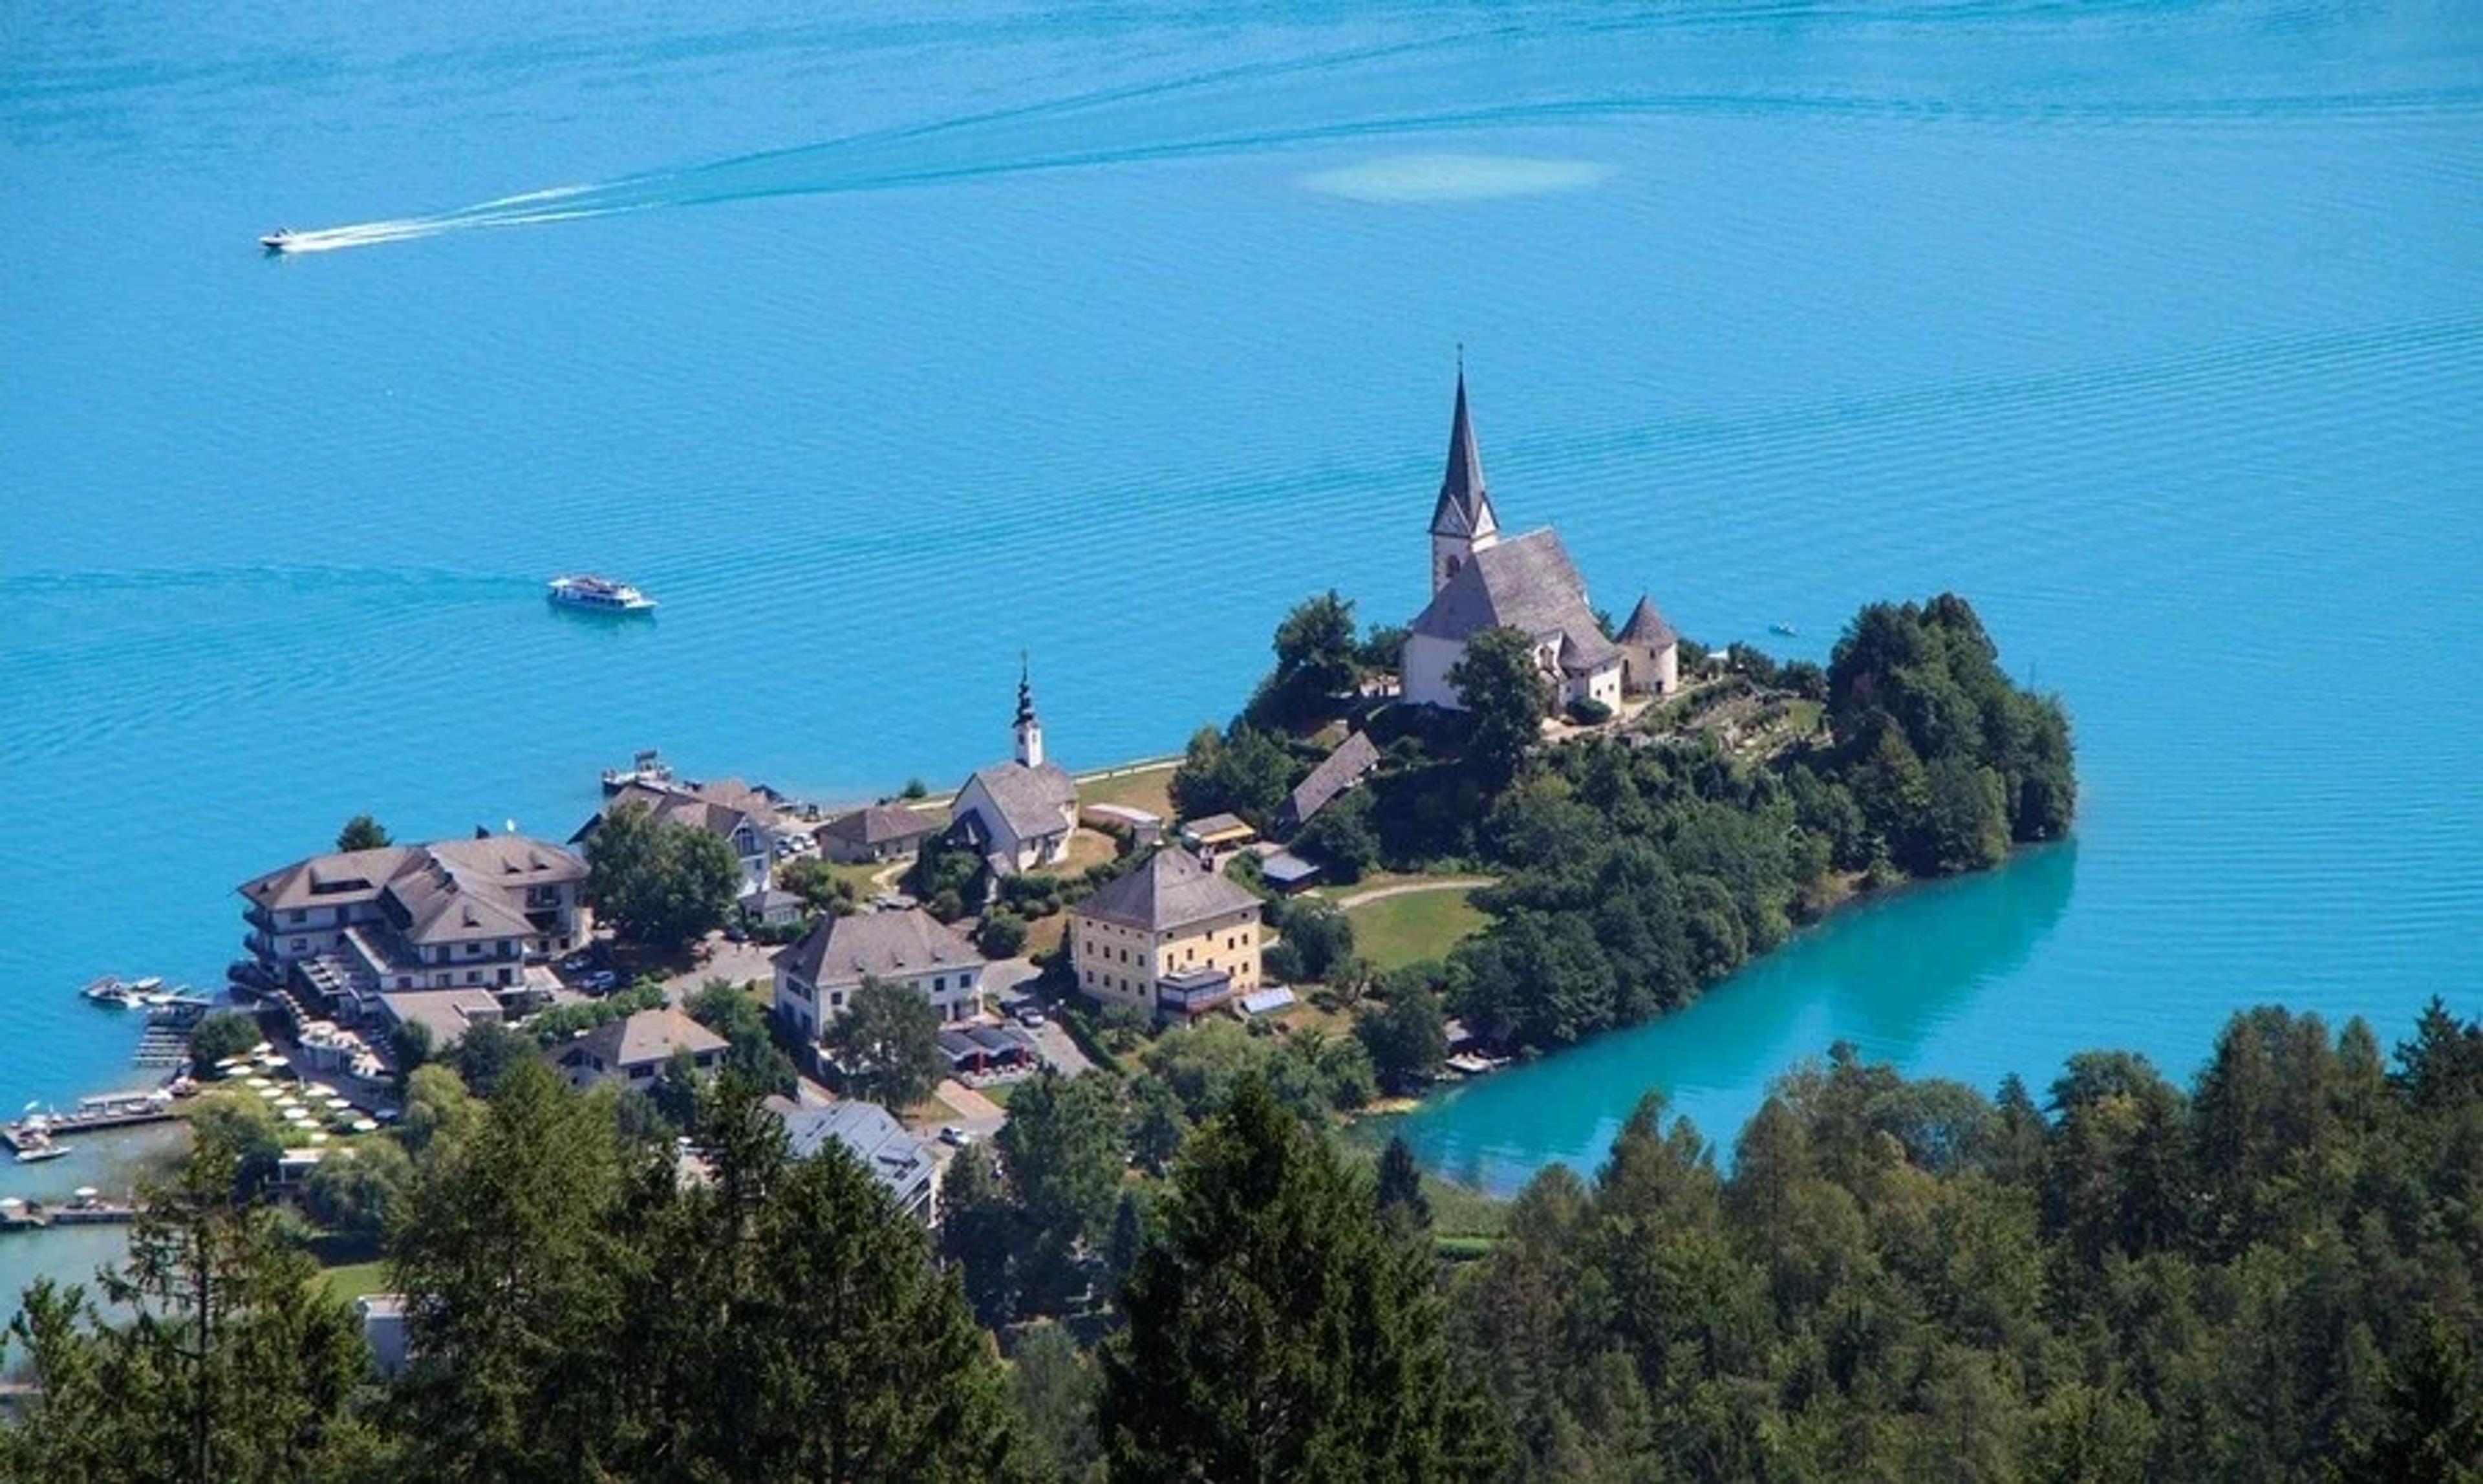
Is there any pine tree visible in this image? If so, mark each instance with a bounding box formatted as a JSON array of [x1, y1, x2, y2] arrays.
[[1375, 1134, 1432, 1238], [1099, 1077, 1489, 1482]]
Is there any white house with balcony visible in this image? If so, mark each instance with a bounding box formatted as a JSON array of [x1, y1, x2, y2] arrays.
[[771, 907, 989, 1048]]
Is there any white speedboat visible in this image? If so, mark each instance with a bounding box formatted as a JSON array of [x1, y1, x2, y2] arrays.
[[260, 228, 298, 253], [548, 574, 657, 614], [80, 975, 154, 1008], [14, 1143, 70, 1165]]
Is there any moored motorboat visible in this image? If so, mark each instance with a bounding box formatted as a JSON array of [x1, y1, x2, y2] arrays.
[[548, 574, 657, 614], [14, 1143, 70, 1165]]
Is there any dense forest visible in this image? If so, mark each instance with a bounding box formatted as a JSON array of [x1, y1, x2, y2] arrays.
[[1174, 591, 2076, 1056], [6, 1000, 2478, 1481]]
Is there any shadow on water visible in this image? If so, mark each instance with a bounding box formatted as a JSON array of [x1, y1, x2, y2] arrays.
[[1388, 839, 2079, 1196]]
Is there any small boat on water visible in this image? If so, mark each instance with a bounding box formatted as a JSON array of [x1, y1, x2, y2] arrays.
[[80, 975, 160, 1009], [14, 1143, 70, 1165], [260, 228, 299, 253], [1769, 621, 1800, 638], [548, 574, 657, 614]]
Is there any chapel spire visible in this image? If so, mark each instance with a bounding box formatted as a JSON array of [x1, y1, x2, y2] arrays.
[[1428, 357, 1501, 595], [1430, 360, 1496, 539]]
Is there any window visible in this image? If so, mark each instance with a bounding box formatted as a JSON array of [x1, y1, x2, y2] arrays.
[[288, 909, 308, 925], [1083, 969, 1094, 985], [933, 975, 947, 993], [290, 938, 306, 952]]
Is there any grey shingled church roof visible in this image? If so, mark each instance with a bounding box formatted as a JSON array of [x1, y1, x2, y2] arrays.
[[1075, 848, 1262, 934], [961, 760, 1077, 843], [1409, 529, 1598, 643]]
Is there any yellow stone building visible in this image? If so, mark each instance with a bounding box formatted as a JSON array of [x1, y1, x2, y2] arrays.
[[1070, 848, 1263, 1021]]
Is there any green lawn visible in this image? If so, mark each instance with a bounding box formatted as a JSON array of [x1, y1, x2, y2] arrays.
[[1342, 888, 1489, 971], [319, 1260, 392, 1302], [1075, 762, 1177, 819]]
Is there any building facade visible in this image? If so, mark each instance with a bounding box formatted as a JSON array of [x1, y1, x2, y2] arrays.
[[239, 836, 588, 1022], [772, 907, 989, 1046], [1070, 849, 1263, 1021]]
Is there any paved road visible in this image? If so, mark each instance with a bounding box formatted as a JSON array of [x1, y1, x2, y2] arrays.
[[1026, 1020, 1093, 1077], [1329, 877, 1495, 910], [656, 938, 780, 1005]]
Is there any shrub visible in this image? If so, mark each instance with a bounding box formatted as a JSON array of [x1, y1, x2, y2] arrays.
[[978, 909, 1029, 959], [1565, 697, 1614, 726]]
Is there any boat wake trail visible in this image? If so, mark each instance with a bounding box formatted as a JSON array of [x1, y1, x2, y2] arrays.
[[274, 14, 2483, 253]]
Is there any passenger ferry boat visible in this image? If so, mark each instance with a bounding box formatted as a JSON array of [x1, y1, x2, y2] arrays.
[[547, 574, 656, 614]]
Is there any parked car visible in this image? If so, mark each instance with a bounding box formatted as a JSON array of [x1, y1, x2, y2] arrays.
[[583, 969, 618, 992], [938, 1126, 973, 1148], [1015, 1007, 1047, 1028]]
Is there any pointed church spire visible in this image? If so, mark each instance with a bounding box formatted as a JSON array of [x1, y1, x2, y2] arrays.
[[1430, 360, 1497, 540]]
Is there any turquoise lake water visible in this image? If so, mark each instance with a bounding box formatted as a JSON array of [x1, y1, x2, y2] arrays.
[[5, 0, 2479, 1284]]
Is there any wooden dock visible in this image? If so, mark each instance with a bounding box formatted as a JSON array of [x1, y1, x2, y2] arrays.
[[0, 1199, 136, 1232], [0, 1105, 178, 1154]]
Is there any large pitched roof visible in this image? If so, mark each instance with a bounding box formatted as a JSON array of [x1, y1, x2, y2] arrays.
[[958, 760, 1077, 844], [1409, 528, 1598, 643], [568, 1007, 727, 1071], [575, 781, 766, 848], [241, 836, 584, 949], [1429, 369, 1499, 541], [1075, 848, 1262, 934], [1279, 729, 1382, 832], [241, 846, 417, 912], [1618, 594, 1678, 649], [818, 804, 940, 848], [779, 1101, 934, 1202], [774, 908, 985, 987]]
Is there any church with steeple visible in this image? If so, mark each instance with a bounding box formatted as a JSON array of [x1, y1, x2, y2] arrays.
[[947, 659, 1079, 877], [1402, 366, 1680, 713]]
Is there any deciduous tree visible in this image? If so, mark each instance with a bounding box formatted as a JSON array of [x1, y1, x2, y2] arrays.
[[831, 977, 946, 1110]]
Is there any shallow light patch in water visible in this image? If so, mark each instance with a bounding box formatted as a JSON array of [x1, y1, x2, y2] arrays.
[[1298, 153, 1613, 203]]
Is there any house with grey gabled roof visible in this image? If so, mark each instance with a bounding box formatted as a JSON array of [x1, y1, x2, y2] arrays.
[[948, 662, 1077, 876], [771, 907, 988, 1049], [1070, 848, 1265, 1022], [573, 777, 786, 894], [1400, 367, 1657, 718], [815, 803, 940, 864], [551, 1007, 728, 1091]]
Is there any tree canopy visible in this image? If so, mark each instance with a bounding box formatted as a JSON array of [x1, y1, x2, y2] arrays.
[[336, 814, 392, 852], [1099, 1076, 1488, 1481], [830, 977, 947, 1110], [1448, 625, 1553, 790], [585, 801, 742, 949]]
